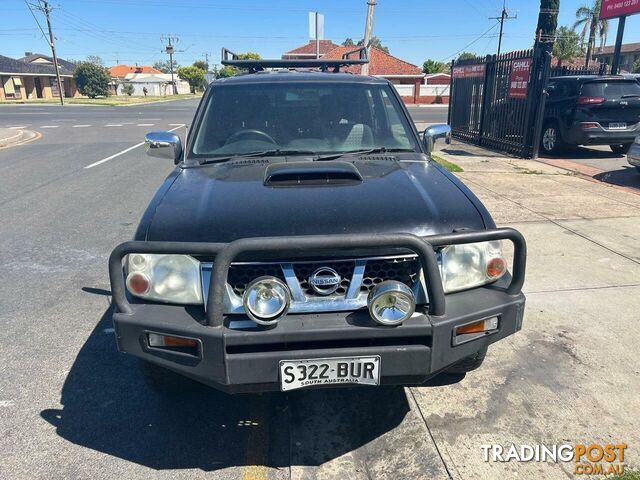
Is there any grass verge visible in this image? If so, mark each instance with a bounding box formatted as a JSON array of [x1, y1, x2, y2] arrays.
[[605, 470, 640, 480], [0, 94, 200, 106], [431, 153, 464, 173]]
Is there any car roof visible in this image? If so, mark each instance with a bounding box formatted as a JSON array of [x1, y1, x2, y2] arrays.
[[213, 70, 391, 85], [549, 75, 630, 82]]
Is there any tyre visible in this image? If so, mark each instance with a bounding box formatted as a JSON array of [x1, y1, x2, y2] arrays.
[[138, 359, 198, 393], [610, 143, 631, 155], [540, 121, 566, 155], [445, 347, 487, 374]]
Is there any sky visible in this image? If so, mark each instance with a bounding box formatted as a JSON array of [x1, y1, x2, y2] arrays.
[[2, 0, 640, 69]]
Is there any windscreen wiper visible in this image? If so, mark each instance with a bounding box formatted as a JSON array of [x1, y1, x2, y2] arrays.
[[199, 149, 316, 165], [315, 147, 416, 162]]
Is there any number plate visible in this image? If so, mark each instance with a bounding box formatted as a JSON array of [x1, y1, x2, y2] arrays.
[[279, 356, 380, 391], [609, 122, 627, 130]]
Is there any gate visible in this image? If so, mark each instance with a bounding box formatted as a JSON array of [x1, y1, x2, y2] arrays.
[[448, 48, 552, 158]]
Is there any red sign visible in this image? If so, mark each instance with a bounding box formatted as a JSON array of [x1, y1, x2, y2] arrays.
[[508, 59, 532, 99], [452, 64, 485, 79], [600, 0, 640, 19]]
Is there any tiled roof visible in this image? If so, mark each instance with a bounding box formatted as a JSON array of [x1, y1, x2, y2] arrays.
[[282, 40, 340, 56], [109, 64, 162, 77], [593, 42, 640, 56], [19, 53, 76, 72], [322, 46, 423, 77], [0, 54, 74, 76]]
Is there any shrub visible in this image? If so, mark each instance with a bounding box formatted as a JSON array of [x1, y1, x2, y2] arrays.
[[121, 83, 134, 96], [73, 62, 110, 98]]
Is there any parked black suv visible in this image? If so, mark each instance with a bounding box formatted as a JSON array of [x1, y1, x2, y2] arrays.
[[109, 49, 527, 394], [541, 75, 640, 155]]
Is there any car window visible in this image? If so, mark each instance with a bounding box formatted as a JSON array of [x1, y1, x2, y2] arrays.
[[581, 80, 640, 100], [189, 82, 419, 158]]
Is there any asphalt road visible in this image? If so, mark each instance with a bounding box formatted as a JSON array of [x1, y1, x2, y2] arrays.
[[0, 99, 451, 480], [406, 105, 448, 124]]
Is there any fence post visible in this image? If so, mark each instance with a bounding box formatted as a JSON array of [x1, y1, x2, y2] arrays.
[[477, 55, 492, 146], [529, 47, 552, 159], [447, 60, 454, 126]]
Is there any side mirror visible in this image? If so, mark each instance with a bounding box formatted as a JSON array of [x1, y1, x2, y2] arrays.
[[144, 131, 183, 164], [423, 124, 451, 154]]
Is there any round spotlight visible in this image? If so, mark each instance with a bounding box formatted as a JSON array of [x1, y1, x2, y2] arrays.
[[126, 272, 150, 295], [242, 276, 291, 325], [368, 281, 416, 326]]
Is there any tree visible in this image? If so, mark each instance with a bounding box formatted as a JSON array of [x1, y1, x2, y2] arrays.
[[192, 60, 209, 72], [422, 59, 448, 74], [85, 55, 104, 66], [121, 83, 134, 96], [342, 38, 356, 47], [214, 52, 262, 78], [73, 62, 110, 98], [632, 59, 640, 74], [357, 36, 389, 54], [573, 0, 609, 68], [457, 52, 476, 61], [535, 0, 559, 46], [153, 60, 180, 74], [177, 66, 205, 93], [553, 26, 584, 67]]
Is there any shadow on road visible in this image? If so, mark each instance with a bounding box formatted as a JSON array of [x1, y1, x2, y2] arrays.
[[41, 304, 421, 472], [594, 166, 640, 189]]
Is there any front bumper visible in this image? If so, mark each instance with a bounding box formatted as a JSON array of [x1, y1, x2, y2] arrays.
[[567, 122, 640, 146], [109, 229, 527, 393], [628, 142, 640, 167]]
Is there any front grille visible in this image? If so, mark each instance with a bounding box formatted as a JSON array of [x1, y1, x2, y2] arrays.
[[226, 256, 419, 298], [361, 257, 419, 293]]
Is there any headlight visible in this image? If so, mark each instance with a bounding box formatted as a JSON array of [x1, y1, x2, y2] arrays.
[[438, 241, 507, 293], [242, 276, 291, 325], [126, 254, 202, 304]]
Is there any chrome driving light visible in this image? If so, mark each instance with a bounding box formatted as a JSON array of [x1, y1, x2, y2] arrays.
[[125, 254, 202, 304], [368, 281, 416, 326], [242, 276, 291, 325], [438, 241, 507, 293]]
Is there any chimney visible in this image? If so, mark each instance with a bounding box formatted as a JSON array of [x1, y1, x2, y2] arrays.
[[25, 51, 33, 57]]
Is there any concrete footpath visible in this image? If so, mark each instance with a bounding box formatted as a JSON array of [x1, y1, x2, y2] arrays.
[[411, 141, 640, 478]]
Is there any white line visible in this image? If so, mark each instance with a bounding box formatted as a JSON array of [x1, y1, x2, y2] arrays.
[[137, 123, 154, 126], [168, 123, 185, 126], [8, 125, 28, 129], [138, 118, 160, 121], [40, 125, 59, 128], [105, 124, 123, 127], [0, 400, 14, 408], [72, 124, 91, 128], [84, 124, 184, 169]]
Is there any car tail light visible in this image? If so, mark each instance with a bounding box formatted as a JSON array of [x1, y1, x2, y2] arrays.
[[580, 122, 600, 130], [577, 96, 605, 105]]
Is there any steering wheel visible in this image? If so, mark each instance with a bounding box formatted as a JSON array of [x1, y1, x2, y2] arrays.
[[225, 129, 277, 146]]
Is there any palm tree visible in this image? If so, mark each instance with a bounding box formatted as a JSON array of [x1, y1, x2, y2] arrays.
[[573, 0, 609, 68], [553, 26, 584, 68]]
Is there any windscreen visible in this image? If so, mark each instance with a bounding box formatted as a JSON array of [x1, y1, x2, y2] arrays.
[[189, 82, 419, 158], [581, 80, 640, 100]]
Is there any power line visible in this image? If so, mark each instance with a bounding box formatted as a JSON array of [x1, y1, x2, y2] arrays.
[[440, 22, 501, 61], [489, 0, 517, 57]]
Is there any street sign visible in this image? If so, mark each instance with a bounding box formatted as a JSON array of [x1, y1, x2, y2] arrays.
[[452, 64, 485, 79], [508, 59, 532, 99], [600, 0, 640, 19], [309, 12, 324, 39]]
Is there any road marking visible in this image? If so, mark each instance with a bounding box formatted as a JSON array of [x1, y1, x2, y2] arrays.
[[84, 124, 183, 169], [105, 124, 123, 127], [138, 118, 160, 121], [137, 123, 154, 126], [40, 125, 59, 128], [168, 123, 185, 126], [72, 124, 91, 128], [8, 125, 28, 129], [0, 400, 14, 408]]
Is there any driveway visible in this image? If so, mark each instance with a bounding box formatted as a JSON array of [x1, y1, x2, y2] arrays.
[[0, 103, 637, 479]]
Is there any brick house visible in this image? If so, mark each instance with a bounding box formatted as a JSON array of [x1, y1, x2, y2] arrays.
[[282, 41, 445, 104], [593, 42, 640, 73], [0, 53, 79, 101]]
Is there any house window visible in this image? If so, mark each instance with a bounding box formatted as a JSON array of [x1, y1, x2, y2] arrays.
[[2, 76, 23, 99]]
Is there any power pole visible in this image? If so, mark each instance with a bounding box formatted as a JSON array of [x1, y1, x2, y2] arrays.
[[361, 0, 376, 75], [39, 1, 64, 105], [315, 11, 320, 59], [203, 52, 210, 69], [490, 0, 517, 57], [161, 35, 180, 95]]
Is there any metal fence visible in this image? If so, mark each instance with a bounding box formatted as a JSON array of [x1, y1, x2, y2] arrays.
[[448, 48, 551, 158]]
